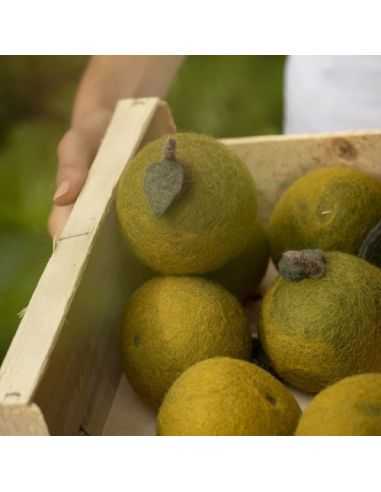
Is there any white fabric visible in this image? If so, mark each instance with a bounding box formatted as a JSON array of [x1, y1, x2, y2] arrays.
[[284, 55, 381, 134]]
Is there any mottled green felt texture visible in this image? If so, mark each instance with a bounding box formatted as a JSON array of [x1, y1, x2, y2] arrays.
[[116, 133, 257, 274], [121, 277, 251, 409], [259, 252, 381, 394], [296, 373, 381, 435], [269, 166, 381, 264], [207, 220, 270, 298], [157, 357, 301, 436]]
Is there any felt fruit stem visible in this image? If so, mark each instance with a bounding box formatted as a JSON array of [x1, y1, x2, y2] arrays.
[[278, 249, 327, 281], [358, 219, 381, 268], [144, 137, 185, 216], [163, 137, 176, 161]]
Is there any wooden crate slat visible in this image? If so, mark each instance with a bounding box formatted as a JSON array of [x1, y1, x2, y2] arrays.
[[0, 98, 175, 435], [0, 404, 49, 436], [82, 102, 176, 436], [222, 130, 381, 223]]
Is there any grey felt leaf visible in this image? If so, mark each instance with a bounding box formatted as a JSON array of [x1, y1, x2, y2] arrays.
[[359, 219, 381, 268], [144, 159, 185, 216]]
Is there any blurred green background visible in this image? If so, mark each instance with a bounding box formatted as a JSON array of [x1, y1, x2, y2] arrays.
[[0, 55, 285, 361]]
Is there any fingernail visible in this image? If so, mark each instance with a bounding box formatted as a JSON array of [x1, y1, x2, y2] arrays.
[[53, 181, 70, 201]]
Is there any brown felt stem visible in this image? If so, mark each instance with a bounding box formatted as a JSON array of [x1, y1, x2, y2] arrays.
[[163, 137, 177, 161], [278, 249, 327, 281]]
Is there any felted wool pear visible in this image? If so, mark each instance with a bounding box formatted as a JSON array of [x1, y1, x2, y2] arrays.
[[295, 373, 381, 436], [116, 133, 257, 275], [258, 250, 381, 393], [268, 166, 381, 264], [121, 277, 251, 408], [157, 357, 301, 436]]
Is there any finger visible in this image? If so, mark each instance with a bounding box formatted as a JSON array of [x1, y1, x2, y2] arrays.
[[48, 204, 73, 239], [72, 107, 112, 148], [54, 129, 92, 206], [54, 109, 112, 206]]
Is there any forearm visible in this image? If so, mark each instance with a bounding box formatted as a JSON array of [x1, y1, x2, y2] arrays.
[[72, 55, 184, 127]]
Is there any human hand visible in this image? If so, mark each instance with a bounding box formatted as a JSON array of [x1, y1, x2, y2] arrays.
[[48, 108, 112, 238], [48, 55, 184, 239]]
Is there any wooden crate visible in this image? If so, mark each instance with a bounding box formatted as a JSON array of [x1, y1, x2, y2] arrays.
[[1, 97, 381, 435]]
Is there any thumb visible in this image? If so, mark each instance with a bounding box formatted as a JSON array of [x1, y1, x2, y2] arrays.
[[48, 204, 73, 239]]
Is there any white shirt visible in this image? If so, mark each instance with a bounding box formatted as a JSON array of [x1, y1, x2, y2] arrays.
[[284, 55, 381, 134]]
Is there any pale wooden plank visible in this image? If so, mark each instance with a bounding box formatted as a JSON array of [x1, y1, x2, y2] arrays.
[[0, 233, 91, 406], [222, 130, 381, 223], [0, 98, 172, 435], [82, 101, 176, 436], [0, 404, 49, 436]]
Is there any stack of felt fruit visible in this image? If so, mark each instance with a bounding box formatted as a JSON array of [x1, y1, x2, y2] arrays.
[[116, 133, 381, 436]]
